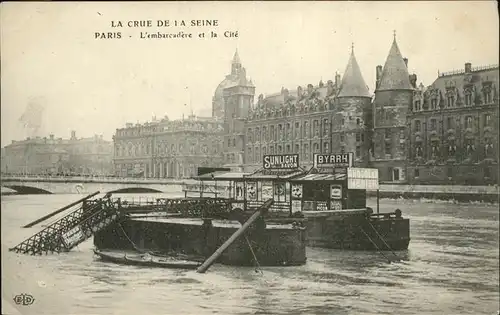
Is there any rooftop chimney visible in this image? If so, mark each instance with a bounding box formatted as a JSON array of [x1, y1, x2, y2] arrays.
[[403, 58, 408, 68], [335, 72, 341, 88], [376, 65, 383, 89], [465, 62, 472, 73]]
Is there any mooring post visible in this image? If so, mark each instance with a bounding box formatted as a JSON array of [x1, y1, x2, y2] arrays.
[[196, 199, 273, 274], [376, 189, 380, 214], [23, 191, 101, 228]]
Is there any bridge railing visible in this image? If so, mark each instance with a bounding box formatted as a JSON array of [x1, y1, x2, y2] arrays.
[[0, 174, 186, 184]]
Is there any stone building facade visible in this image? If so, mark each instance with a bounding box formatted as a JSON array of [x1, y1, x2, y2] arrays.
[[113, 115, 224, 178], [112, 38, 498, 185], [244, 48, 372, 172], [242, 37, 498, 185], [406, 63, 499, 185], [3, 131, 113, 175]]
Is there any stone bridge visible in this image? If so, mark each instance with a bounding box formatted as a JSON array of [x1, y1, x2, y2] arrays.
[[0, 175, 187, 195]]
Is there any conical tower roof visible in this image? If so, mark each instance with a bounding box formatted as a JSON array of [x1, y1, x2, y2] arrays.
[[338, 46, 371, 98], [377, 37, 412, 91], [232, 49, 241, 65]]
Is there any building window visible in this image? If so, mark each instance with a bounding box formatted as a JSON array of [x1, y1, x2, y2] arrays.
[[303, 122, 309, 138], [385, 129, 391, 139], [415, 145, 423, 157], [447, 167, 453, 178], [294, 122, 300, 138], [465, 116, 473, 129], [340, 134, 345, 142], [485, 114, 491, 127], [448, 140, 457, 156], [414, 100, 421, 111], [323, 119, 330, 134], [485, 138, 494, 157], [232, 138, 236, 147], [278, 124, 283, 140], [414, 168, 419, 178], [484, 90, 492, 104], [303, 144, 309, 159], [341, 118, 345, 126], [324, 142, 329, 153], [247, 148, 253, 163], [431, 140, 439, 158], [270, 146, 274, 154], [295, 144, 300, 153], [465, 93, 472, 106], [356, 118, 361, 126], [248, 128, 253, 142], [355, 145, 361, 158], [415, 120, 421, 132], [465, 139, 475, 155], [313, 143, 320, 153], [430, 119, 437, 131], [447, 117, 453, 129], [262, 146, 267, 156], [356, 133, 361, 142], [341, 146, 345, 154], [385, 143, 391, 155], [278, 145, 282, 153], [313, 120, 319, 137], [447, 96, 454, 107], [255, 128, 260, 142], [271, 126, 276, 141], [431, 99, 438, 109], [484, 166, 491, 178], [286, 123, 291, 140], [361, 133, 365, 142], [286, 144, 291, 153]]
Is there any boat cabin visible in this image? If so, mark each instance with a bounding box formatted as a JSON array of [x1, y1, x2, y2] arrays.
[[192, 155, 306, 215], [290, 153, 379, 212], [190, 153, 380, 215]]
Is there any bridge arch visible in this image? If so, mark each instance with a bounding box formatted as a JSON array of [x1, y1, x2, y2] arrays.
[[3, 185, 53, 195], [108, 187, 163, 194]]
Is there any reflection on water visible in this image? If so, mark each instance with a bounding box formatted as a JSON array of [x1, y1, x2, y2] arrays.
[[1, 193, 499, 315]]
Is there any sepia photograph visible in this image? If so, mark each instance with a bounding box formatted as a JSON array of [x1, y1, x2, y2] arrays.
[[1, 1, 499, 314]]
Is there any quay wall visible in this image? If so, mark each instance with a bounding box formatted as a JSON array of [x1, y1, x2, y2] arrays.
[[94, 218, 307, 267], [369, 184, 499, 203]]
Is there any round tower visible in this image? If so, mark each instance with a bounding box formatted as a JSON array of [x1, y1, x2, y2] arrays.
[[335, 44, 373, 167], [372, 34, 413, 182]]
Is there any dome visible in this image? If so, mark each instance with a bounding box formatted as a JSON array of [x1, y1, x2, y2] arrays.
[[212, 74, 240, 119]]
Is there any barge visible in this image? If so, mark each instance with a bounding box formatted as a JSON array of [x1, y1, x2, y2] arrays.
[[184, 153, 410, 251], [91, 183, 307, 267]]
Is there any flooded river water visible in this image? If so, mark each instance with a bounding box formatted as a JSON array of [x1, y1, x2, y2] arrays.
[[1, 193, 499, 315]]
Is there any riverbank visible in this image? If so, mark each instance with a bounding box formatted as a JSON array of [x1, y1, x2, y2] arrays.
[[368, 184, 499, 203]]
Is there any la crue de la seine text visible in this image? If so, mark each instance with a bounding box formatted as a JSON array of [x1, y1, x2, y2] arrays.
[[94, 19, 238, 40]]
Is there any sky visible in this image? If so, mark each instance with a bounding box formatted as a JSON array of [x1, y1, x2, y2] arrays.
[[1, 1, 498, 146]]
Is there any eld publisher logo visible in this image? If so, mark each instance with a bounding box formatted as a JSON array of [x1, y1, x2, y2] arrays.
[[13, 293, 35, 306]]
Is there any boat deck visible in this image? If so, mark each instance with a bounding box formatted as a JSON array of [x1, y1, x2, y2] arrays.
[[129, 215, 298, 230]]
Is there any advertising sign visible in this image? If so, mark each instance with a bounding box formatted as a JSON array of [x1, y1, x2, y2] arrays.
[[330, 185, 342, 199], [347, 168, 379, 190], [314, 153, 354, 168], [263, 154, 299, 170]]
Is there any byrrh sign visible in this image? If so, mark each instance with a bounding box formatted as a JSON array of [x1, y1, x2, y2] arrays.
[[263, 154, 299, 170], [313, 152, 354, 168]]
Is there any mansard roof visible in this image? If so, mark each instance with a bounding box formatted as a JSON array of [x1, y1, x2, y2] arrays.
[[337, 49, 371, 98], [377, 38, 413, 91]]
